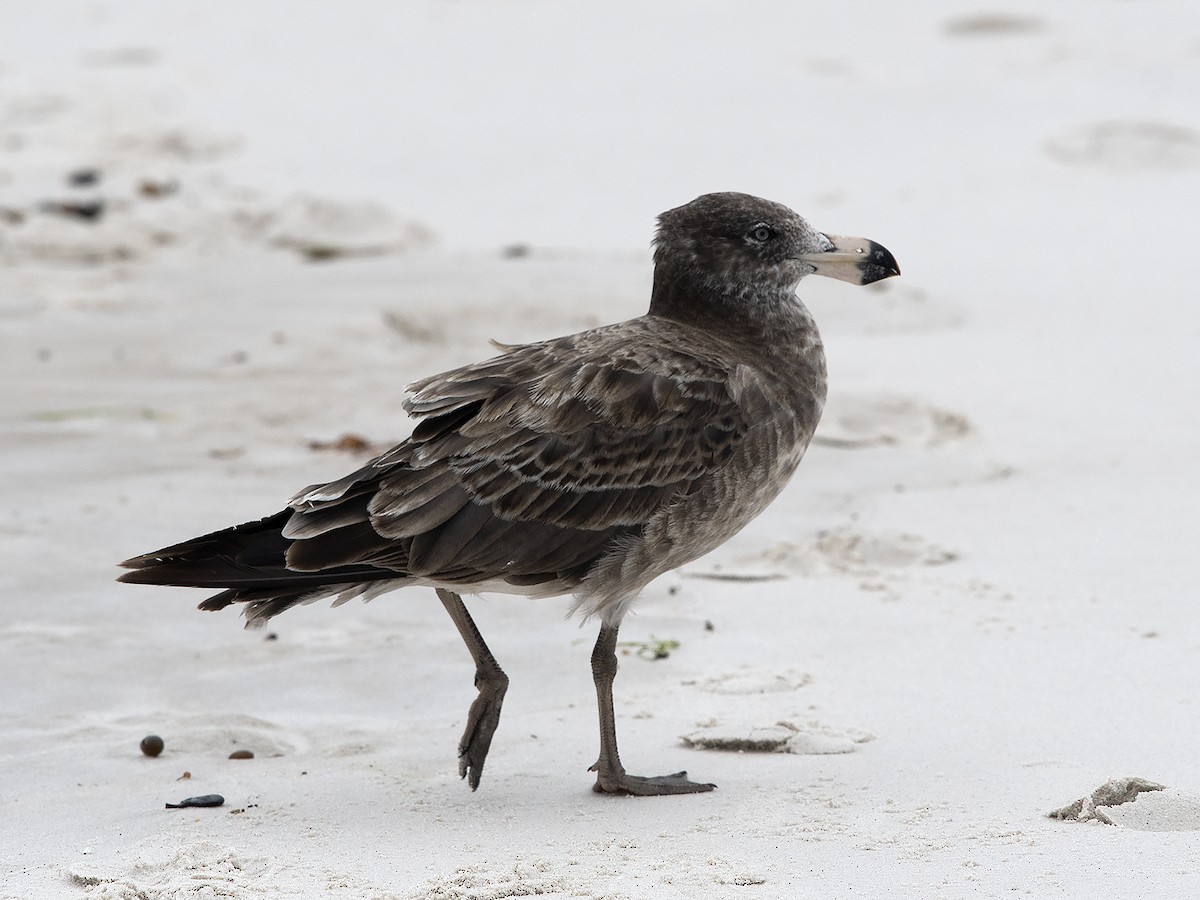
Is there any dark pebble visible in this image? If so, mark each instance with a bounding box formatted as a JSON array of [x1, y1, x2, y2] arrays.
[[140, 735, 165, 757], [40, 199, 105, 221], [165, 794, 225, 809], [68, 168, 101, 187], [228, 750, 254, 760]]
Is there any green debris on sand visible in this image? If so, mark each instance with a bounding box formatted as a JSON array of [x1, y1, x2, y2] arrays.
[[618, 636, 680, 661]]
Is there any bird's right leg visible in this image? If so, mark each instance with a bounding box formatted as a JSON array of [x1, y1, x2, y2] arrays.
[[589, 621, 716, 795], [436, 588, 509, 790]]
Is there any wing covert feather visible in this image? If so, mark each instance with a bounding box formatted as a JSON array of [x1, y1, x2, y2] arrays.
[[394, 323, 757, 532], [280, 319, 776, 584]]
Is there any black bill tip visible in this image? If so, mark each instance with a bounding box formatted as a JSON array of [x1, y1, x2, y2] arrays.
[[858, 241, 900, 284]]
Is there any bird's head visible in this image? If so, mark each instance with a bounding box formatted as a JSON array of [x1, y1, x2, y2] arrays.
[[652, 192, 899, 306]]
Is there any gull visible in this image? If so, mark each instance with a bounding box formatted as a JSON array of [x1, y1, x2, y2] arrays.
[[119, 192, 899, 795]]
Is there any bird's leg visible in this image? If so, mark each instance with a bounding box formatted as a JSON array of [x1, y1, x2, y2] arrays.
[[436, 588, 509, 790], [589, 622, 716, 796]]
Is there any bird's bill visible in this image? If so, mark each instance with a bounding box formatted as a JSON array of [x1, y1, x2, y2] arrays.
[[799, 235, 900, 285]]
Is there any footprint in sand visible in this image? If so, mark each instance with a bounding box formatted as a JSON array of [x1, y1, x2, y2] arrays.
[[690, 668, 812, 695], [114, 711, 300, 758], [942, 13, 1045, 37], [1045, 121, 1200, 171], [265, 194, 433, 262], [684, 528, 959, 584], [682, 719, 875, 755], [727, 529, 958, 581], [814, 392, 971, 449], [69, 840, 389, 897], [1049, 778, 1200, 831]]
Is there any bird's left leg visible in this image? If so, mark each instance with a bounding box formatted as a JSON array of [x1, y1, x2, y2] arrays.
[[436, 588, 509, 790]]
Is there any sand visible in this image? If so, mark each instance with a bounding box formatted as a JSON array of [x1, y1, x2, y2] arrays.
[[2, 1, 1200, 897]]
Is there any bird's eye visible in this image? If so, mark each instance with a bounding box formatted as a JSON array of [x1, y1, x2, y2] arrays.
[[750, 224, 774, 242]]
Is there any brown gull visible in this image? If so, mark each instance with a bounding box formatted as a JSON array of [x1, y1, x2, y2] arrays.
[[119, 192, 899, 795]]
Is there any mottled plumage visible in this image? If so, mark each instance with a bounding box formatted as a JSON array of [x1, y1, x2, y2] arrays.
[[119, 192, 899, 795]]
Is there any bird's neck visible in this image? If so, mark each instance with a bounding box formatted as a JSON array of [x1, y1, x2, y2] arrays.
[[648, 266, 818, 348]]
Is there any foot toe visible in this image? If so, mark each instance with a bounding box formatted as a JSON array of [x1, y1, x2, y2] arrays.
[[593, 769, 716, 796]]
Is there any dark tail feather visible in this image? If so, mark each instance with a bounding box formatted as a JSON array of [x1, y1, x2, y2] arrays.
[[197, 584, 355, 628], [118, 510, 295, 586], [118, 509, 403, 624]]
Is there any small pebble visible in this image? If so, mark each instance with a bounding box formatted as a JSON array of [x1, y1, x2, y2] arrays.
[[140, 735, 164, 757], [138, 178, 178, 198], [67, 168, 101, 187], [40, 199, 105, 221], [229, 749, 254, 760], [165, 794, 224, 809]]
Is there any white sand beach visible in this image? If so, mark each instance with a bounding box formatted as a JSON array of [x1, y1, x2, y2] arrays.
[[2, 1, 1200, 897]]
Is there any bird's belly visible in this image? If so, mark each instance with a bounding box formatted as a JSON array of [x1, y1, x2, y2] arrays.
[[665, 441, 807, 563], [576, 428, 812, 623]]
